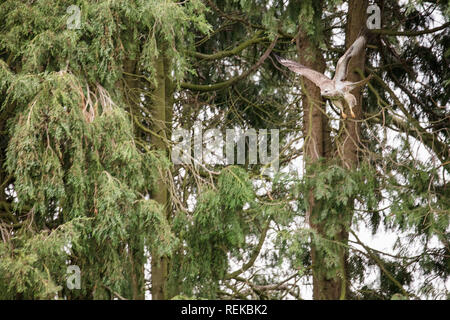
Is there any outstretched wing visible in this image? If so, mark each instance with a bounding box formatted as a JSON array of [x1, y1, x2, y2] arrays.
[[333, 35, 367, 82], [274, 54, 331, 88]]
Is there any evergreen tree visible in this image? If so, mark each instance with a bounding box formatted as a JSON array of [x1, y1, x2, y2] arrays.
[[0, 0, 448, 300], [0, 0, 209, 299]]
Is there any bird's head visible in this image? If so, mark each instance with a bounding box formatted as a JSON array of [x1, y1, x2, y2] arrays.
[[321, 88, 333, 97]]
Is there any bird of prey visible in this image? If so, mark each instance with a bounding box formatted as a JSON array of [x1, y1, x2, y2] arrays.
[[275, 35, 372, 119]]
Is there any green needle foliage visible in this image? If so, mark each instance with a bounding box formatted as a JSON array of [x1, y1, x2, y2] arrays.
[[1, 54, 176, 300], [0, 0, 448, 300], [0, 0, 209, 299], [171, 166, 256, 297]]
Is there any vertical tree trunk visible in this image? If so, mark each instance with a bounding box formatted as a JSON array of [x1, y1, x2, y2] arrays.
[[122, 59, 146, 300], [300, 0, 368, 299], [129, 246, 145, 300], [340, 0, 367, 169], [150, 52, 171, 300], [296, 29, 339, 300], [335, 0, 368, 299], [123, 48, 173, 300]]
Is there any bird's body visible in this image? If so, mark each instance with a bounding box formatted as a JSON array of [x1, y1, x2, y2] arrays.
[[275, 35, 371, 119]]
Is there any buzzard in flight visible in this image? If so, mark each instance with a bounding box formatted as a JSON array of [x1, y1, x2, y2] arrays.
[[275, 35, 371, 119]]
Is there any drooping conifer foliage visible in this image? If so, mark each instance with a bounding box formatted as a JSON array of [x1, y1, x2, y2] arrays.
[[0, 0, 208, 299], [0, 0, 448, 300]]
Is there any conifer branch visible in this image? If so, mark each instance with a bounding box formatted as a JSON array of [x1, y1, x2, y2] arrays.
[[181, 36, 278, 92], [188, 32, 267, 60], [370, 22, 450, 36], [225, 220, 270, 280], [350, 230, 417, 299], [365, 70, 449, 167]]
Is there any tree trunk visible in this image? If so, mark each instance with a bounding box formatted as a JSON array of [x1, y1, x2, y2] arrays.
[[300, 0, 368, 300], [340, 0, 367, 170], [122, 59, 146, 300], [296, 29, 339, 301], [124, 47, 173, 300], [335, 0, 368, 299], [150, 52, 171, 300]]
